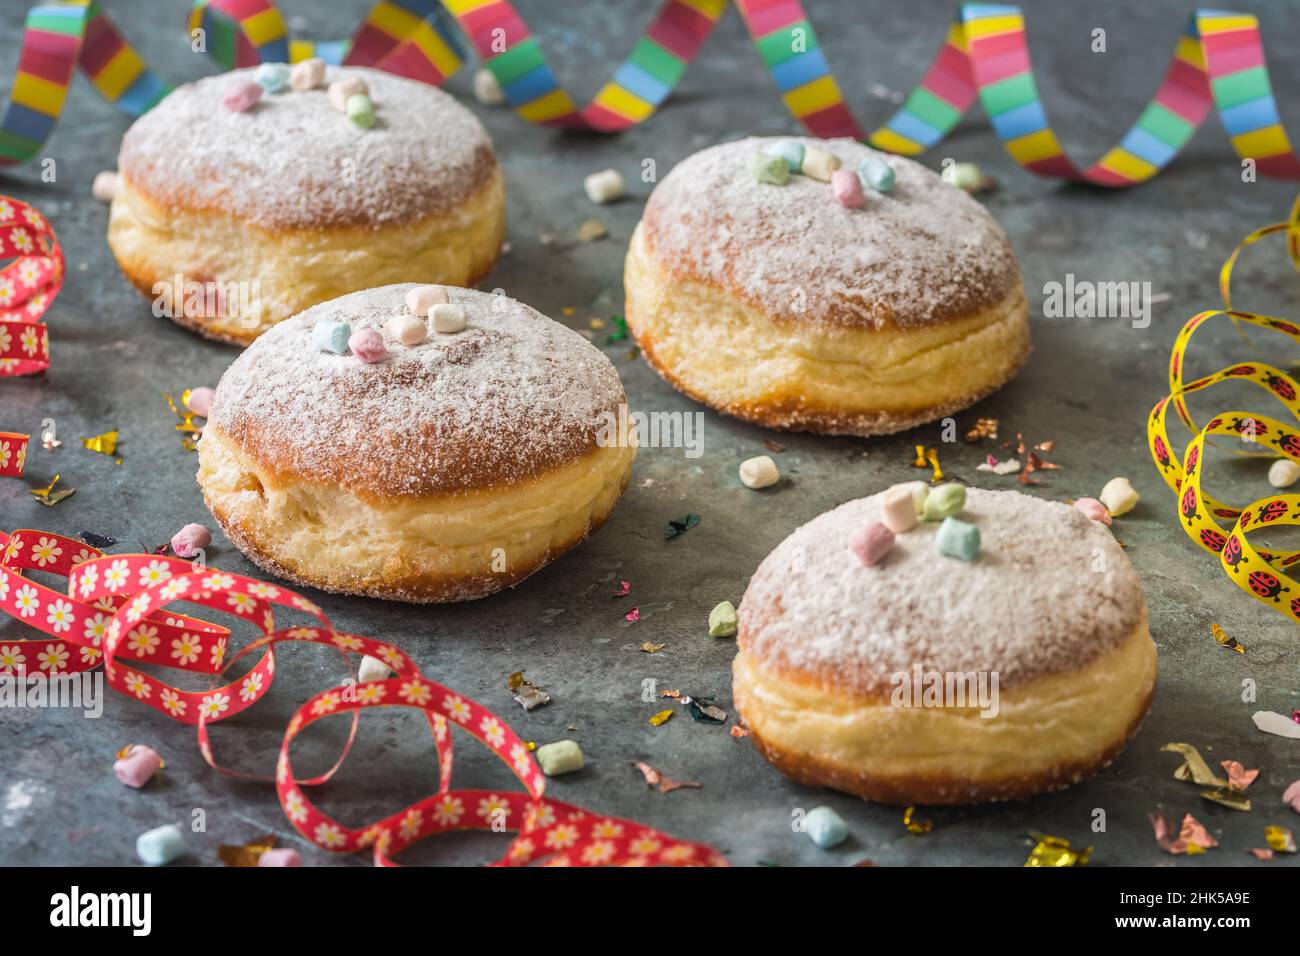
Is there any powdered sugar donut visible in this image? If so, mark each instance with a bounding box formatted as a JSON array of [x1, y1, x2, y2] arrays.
[[109, 67, 505, 345], [197, 285, 634, 602], [732, 488, 1155, 804], [624, 137, 1029, 435]]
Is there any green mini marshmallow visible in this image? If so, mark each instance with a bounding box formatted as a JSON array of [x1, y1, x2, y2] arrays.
[[709, 600, 738, 637], [535, 739, 584, 776], [750, 152, 789, 185], [346, 93, 375, 128], [922, 482, 966, 521]]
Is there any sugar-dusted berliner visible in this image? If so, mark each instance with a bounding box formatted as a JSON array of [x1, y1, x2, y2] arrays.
[[732, 487, 1156, 804], [109, 66, 505, 345], [624, 137, 1030, 435], [196, 284, 635, 602]]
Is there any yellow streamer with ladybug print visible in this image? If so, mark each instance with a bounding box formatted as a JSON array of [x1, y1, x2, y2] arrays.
[[1148, 194, 1300, 622]]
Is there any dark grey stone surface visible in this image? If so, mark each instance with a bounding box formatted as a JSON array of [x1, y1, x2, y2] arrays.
[[1, 0, 1298, 867]]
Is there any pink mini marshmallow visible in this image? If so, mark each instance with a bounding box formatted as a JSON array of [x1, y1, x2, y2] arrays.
[[348, 327, 388, 363], [850, 522, 895, 567], [328, 76, 368, 112], [1073, 497, 1112, 526], [223, 79, 263, 113], [405, 284, 449, 316], [258, 848, 302, 867], [831, 168, 865, 209], [184, 386, 214, 417], [114, 745, 163, 789], [171, 523, 212, 558], [880, 486, 918, 533], [1284, 779, 1300, 813]]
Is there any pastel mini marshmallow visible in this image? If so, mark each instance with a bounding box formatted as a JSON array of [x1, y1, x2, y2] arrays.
[[804, 805, 849, 848], [535, 739, 584, 776], [583, 168, 624, 204], [184, 386, 214, 417], [114, 745, 163, 789], [170, 523, 211, 559], [91, 170, 118, 203], [1284, 778, 1300, 813], [348, 327, 388, 363], [739, 455, 780, 489], [137, 824, 184, 866], [801, 148, 842, 182], [255, 62, 291, 93], [1073, 497, 1112, 526], [385, 314, 427, 346], [222, 79, 263, 113], [473, 67, 506, 105], [290, 57, 326, 91], [935, 516, 980, 561], [328, 76, 368, 112], [880, 486, 919, 533], [858, 155, 896, 193], [358, 654, 392, 684], [430, 303, 467, 333], [923, 482, 966, 522], [750, 152, 789, 185], [708, 601, 738, 638], [1099, 477, 1139, 517], [405, 284, 448, 316], [346, 93, 375, 128], [896, 480, 929, 514], [831, 168, 865, 208], [850, 521, 895, 567], [313, 320, 352, 354], [258, 848, 302, 867], [1269, 459, 1300, 489], [764, 140, 805, 173]]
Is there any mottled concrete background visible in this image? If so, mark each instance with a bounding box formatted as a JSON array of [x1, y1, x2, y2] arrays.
[[1, 0, 1298, 866]]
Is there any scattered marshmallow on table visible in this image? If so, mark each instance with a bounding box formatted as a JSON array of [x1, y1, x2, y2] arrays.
[[1269, 459, 1300, 488], [348, 327, 388, 363], [385, 314, 426, 346], [923, 482, 966, 521], [91, 170, 118, 203], [1073, 497, 1112, 526], [1099, 477, 1139, 517], [850, 521, 895, 567], [739, 455, 780, 488], [583, 168, 624, 204], [831, 168, 865, 208], [258, 848, 302, 867], [170, 522, 211, 558], [290, 57, 326, 91], [137, 823, 184, 866], [358, 654, 392, 684], [431, 303, 467, 333], [114, 745, 163, 789], [184, 386, 214, 417], [708, 600, 738, 637], [804, 806, 848, 848], [535, 739, 584, 776], [255, 62, 291, 93], [750, 152, 789, 186], [473, 67, 506, 105], [346, 93, 375, 128], [222, 79, 263, 113], [764, 140, 804, 174], [880, 485, 919, 533], [328, 76, 368, 112], [858, 155, 896, 193], [935, 516, 980, 561], [801, 147, 841, 182], [405, 284, 448, 316], [313, 320, 352, 354]]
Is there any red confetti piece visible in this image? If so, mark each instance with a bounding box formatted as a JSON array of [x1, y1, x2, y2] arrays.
[[624, 607, 639, 622]]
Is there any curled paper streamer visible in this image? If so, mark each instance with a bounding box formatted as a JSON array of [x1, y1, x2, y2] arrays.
[[2, 2, 1298, 185], [1148, 196, 1300, 624], [0, 195, 63, 478], [0, 529, 725, 866]]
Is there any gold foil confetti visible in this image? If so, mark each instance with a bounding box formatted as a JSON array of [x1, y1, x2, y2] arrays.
[[639, 641, 665, 654], [506, 670, 551, 711], [30, 473, 74, 506], [658, 689, 682, 699], [763, 439, 785, 454], [1035, 440, 1055, 453], [729, 725, 749, 739], [1265, 825, 1296, 853], [630, 760, 701, 794], [903, 805, 932, 835], [577, 218, 608, 242], [964, 417, 998, 442], [648, 708, 674, 726], [218, 834, 277, 867], [925, 448, 943, 482], [1200, 786, 1251, 811], [81, 429, 120, 463], [1221, 759, 1260, 791], [163, 393, 204, 451], [588, 317, 606, 330], [1211, 622, 1244, 653], [1163, 742, 1229, 787], [1150, 810, 1218, 855], [1247, 847, 1274, 860], [912, 444, 929, 467], [1024, 834, 1091, 867]]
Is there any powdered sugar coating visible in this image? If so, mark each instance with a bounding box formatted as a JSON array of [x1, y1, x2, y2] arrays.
[[208, 285, 626, 498], [641, 136, 1020, 329], [739, 488, 1145, 694], [118, 67, 497, 231]]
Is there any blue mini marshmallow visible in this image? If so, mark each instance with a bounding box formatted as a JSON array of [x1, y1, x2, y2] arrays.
[[935, 516, 981, 561], [804, 805, 849, 848], [858, 155, 896, 193], [255, 62, 291, 94], [764, 140, 805, 174], [136, 823, 184, 866], [313, 320, 352, 354]]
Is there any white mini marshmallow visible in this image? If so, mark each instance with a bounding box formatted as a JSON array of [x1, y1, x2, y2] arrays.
[[405, 284, 448, 316], [583, 168, 624, 204], [385, 314, 427, 346], [1268, 458, 1300, 489], [328, 76, 368, 112], [1099, 476, 1140, 517], [92, 170, 118, 203], [358, 654, 392, 684], [473, 68, 506, 105], [739, 455, 780, 489], [431, 303, 467, 333]]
